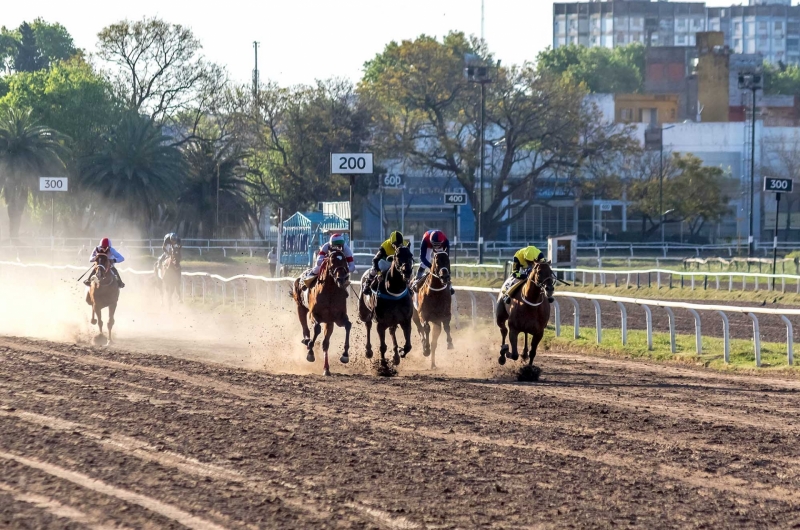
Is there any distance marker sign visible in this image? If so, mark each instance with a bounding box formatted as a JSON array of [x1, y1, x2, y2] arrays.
[[40, 177, 68, 191], [443, 192, 467, 205], [764, 177, 793, 193], [330, 153, 373, 174]]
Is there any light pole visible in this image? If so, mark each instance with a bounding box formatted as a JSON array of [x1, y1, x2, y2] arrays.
[[739, 70, 763, 257], [465, 61, 493, 264], [659, 125, 675, 244]]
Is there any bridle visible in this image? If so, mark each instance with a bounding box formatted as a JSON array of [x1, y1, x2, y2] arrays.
[[425, 250, 450, 292], [385, 246, 413, 296], [323, 249, 350, 289], [93, 254, 114, 287], [517, 262, 555, 308]]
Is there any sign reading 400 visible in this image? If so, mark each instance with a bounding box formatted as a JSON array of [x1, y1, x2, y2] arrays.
[[330, 153, 373, 174]]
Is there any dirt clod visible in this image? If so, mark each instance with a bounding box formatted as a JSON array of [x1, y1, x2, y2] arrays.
[[517, 364, 542, 382]]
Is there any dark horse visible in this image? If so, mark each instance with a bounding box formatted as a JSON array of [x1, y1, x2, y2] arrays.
[[358, 246, 414, 367], [291, 249, 352, 376], [158, 246, 182, 308], [85, 253, 120, 346], [495, 261, 555, 366], [411, 250, 453, 369]]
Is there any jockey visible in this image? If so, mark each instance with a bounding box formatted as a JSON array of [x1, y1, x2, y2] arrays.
[[155, 232, 182, 273], [501, 245, 545, 304], [303, 233, 355, 290], [367, 230, 406, 289], [412, 229, 453, 294], [84, 237, 125, 288]]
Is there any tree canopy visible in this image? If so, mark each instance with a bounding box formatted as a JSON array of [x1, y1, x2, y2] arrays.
[[535, 44, 645, 94]]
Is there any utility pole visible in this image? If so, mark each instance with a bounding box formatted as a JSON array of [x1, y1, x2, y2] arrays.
[[252, 41, 260, 102], [465, 61, 493, 264], [739, 70, 762, 257]]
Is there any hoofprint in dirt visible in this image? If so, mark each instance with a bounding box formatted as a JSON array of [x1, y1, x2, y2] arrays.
[[1, 337, 800, 528]]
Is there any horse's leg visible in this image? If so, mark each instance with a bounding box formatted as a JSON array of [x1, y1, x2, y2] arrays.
[[340, 319, 352, 364], [444, 319, 454, 350], [401, 318, 413, 359], [307, 321, 321, 363], [412, 305, 424, 338], [389, 325, 401, 366], [90, 300, 97, 325], [508, 328, 520, 362], [106, 303, 116, 346], [296, 299, 311, 347], [377, 322, 388, 365], [364, 319, 374, 359], [95, 305, 104, 338], [321, 322, 333, 377], [430, 322, 442, 370], [522, 333, 530, 361], [528, 331, 544, 366], [421, 321, 431, 357], [497, 310, 509, 366]]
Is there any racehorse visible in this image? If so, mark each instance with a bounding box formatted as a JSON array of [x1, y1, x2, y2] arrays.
[[158, 246, 182, 308], [358, 246, 414, 368], [291, 249, 352, 376], [495, 260, 555, 366], [85, 252, 120, 346], [411, 250, 453, 369]]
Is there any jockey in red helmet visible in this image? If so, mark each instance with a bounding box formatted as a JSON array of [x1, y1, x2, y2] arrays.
[[301, 233, 356, 290], [84, 237, 125, 288], [413, 229, 453, 294]]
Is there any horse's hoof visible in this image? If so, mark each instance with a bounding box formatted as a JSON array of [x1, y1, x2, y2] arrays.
[[306, 351, 315, 363], [91, 319, 97, 325], [323, 368, 331, 376], [522, 352, 530, 361], [301, 338, 310, 346], [508, 351, 519, 361], [498, 355, 506, 366], [430, 363, 437, 370], [340, 354, 349, 364], [365, 348, 373, 359], [422, 347, 431, 358], [500, 344, 509, 354], [392, 353, 401, 366], [447, 342, 454, 350]]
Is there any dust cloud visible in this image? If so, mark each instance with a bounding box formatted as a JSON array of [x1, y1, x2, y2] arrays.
[[0, 262, 517, 380]]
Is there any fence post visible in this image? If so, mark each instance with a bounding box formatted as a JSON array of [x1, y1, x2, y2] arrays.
[[552, 299, 561, 337], [567, 297, 580, 339], [592, 299, 602, 344], [691, 275, 695, 291], [780, 315, 794, 366], [657, 271, 661, 289], [468, 291, 477, 326], [642, 305, 653, 351], [716, 311, 730, 364], [687, 308, 702, 354], [617, 302, 627, 346], [729, 276, 733, 292], [664, 307, 677, 354], [747, 313, 761, 367]]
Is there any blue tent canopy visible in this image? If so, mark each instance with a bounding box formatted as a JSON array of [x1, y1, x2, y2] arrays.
[[280, 212, 349, 266]]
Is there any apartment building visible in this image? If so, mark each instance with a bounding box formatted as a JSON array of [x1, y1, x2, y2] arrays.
[[554, 0, 800, 65]]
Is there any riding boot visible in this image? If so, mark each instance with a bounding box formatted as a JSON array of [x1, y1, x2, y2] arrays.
[[114, 270, 125, 288], [503, 295, 511, 304]]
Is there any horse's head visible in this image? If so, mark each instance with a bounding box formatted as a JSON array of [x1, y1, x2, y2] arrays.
[[167, 246, 181, 268], [392, 246, 414, 283], [94, 253, 110, 282], [325, 248, 350, 289], [432, 250, 451, 285], [532, 260, 555, 300]]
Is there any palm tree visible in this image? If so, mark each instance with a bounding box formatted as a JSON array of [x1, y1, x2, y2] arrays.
[[178, 140, 253, 238], [0, 107, 69, 240], [82, 112, 185, 233]]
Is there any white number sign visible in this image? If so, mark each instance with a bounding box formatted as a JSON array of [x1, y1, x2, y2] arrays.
[[40, 177, 68, 191], [330, 153, 373, 174]]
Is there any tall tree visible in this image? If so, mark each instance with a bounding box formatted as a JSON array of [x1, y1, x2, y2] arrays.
[[82, 112, 185, 233], [360, 32, 637, 237], [0, 107, 68, 239], [96, 17, 226, 137], [536, 43, 645, 94], [14, 23, 45, 73], [178, 140, 252, 238], [247, 78, 372, 215]]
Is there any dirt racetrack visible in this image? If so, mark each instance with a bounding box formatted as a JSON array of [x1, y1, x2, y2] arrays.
[[2, 335, 800, 529]]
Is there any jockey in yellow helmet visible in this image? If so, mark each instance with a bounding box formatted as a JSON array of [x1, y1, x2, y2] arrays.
[[502, 245, 545, 303]]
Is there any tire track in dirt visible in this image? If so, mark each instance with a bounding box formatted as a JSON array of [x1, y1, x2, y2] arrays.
[[4, 336, 800, 527], [0, 450, 228, 530]]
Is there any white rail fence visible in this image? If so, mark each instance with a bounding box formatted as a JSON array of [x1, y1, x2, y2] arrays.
[[0, 261, 795, 368]]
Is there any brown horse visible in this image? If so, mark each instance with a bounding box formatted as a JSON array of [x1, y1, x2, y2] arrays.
[[292, 249, 352, 376], [85, 253, 120, 346], [495, 261, 555, 366], [412, 250, 453, 369], [158, 246, 182, 308]]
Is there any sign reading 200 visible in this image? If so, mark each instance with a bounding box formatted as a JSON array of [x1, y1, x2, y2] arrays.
[[330, 153, 374, 175]]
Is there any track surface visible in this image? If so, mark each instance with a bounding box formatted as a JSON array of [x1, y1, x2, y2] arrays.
[[2, 337, 800, 528]]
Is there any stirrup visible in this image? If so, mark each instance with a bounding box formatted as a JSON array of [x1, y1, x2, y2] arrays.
[[503, 296, 511, 304]]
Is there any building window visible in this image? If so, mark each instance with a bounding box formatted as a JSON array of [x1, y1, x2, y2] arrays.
[[789, 22, 800, 34], [677, 35, 686, 45], [569, 20, 577, 30], [617, 32, 625, 44], [632, 17, 643, 28], [759, 21, 768, 32], [710, 19, 720, 31], [677, 18, 686, 29], [591, 36, 598, 46], [746, 22, 755, 36], [788, 38, 799, 51], [620, 108, 634, 122], [759, 37, 768, 49], [734, 38, 742, 51], [776, 21, 784, 32], [693, 19, 703, 29], [734, 21, 741, 33]]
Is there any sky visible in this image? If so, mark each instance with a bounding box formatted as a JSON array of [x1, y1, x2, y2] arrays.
[[2, 0, 773, 87]]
